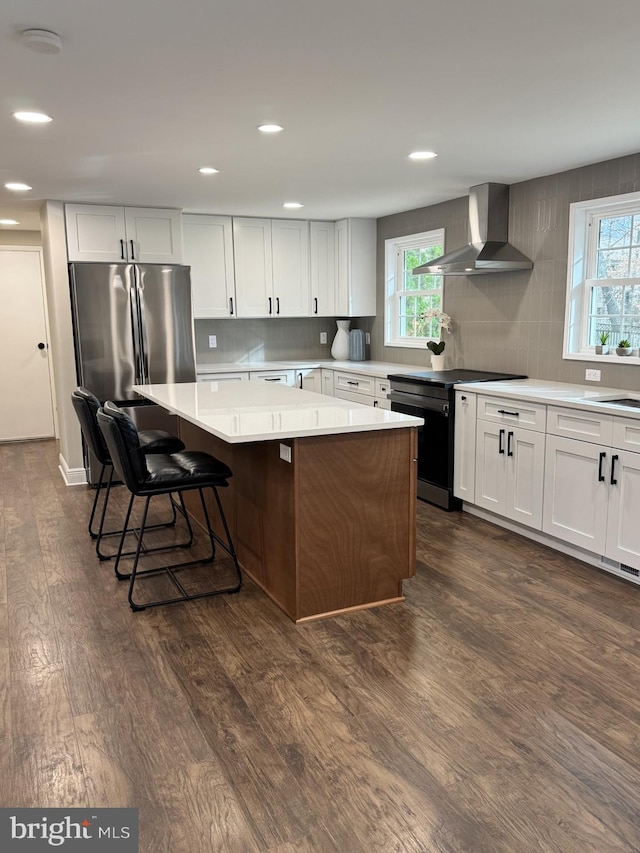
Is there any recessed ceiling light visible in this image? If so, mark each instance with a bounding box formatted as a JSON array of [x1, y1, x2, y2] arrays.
[[4, 182, 32, 192], [198, 167, 219, 174], [408, 151, 438, 160], [283, 202, 303, 209], [13, 111, 53, 123], [258, 124, 283, 133], [0, 219, 19, 226]]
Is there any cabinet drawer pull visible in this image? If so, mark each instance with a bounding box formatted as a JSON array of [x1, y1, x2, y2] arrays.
[[610, 454, 618, 485], [347, 380, 359, 386], [507, 431, 513, 457], [598, 451, 606, 482], [497, 409, 520, 416], [498, 428, 505, 454]]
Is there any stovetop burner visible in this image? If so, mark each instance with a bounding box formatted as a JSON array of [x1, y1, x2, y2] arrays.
[[387, 369, 527, 389]]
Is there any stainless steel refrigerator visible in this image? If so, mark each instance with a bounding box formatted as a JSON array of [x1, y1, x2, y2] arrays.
[[69, 262, 196, 480]]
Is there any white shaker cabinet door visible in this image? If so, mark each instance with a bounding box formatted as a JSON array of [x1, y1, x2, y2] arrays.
[[233, 218, 273, 317], [183, 215, 235, 318], [604, 449, 640, 570], [542, 435, 609, 553], [453, 391, 477, 502], [309, 221, 335, 316], [65, 204, 127, 262], [504, 427, 545, 530], [124, 207, 182, 263], [474, 422, 507, 515], [272, 220, 310, 317]]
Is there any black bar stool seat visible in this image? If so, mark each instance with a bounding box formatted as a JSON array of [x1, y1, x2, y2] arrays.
[[97, 401, 242, 611], [71, 387, 186, 558]]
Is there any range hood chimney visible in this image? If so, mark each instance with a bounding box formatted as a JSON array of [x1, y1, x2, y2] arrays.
[[413, 183, 533, 276]]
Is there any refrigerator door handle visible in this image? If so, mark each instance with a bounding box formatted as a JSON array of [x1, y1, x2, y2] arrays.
[[135, 276, 149, 384], [128, 275, 143, 384]]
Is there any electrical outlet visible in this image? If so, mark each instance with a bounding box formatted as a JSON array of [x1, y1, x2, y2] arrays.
[[585, 369, 601, 382], [365, 332, 371, 344], [320, 331, 328, 344], [208, 335, 217, 348], [279, 443, 292, 463]]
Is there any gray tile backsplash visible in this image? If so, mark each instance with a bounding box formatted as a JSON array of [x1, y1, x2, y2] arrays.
[[372, 151, 640, 391], [195, 317, 371, 365]]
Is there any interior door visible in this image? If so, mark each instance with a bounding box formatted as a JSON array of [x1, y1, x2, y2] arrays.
[[0, 248, 55, 440]]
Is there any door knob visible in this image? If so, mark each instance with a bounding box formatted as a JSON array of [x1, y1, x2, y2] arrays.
[[37, 342, 46, 350]]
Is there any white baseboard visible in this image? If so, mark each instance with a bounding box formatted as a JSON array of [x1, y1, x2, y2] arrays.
[[59, 453, 87, 486]]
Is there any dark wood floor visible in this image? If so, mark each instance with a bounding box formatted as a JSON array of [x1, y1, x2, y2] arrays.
[[1, 439, 640, 852]]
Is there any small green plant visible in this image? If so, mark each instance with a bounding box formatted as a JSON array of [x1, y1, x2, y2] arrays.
[[618, 339, 631, 348], [598, 331, 610, 345], [427, 340, 445, 355]]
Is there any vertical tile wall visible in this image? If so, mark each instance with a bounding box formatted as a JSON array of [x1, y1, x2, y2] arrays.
[[373, 151, 640, 391]]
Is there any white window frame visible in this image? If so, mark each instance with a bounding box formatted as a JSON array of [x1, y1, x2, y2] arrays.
[[564, 189, 640, 364], [384, 228, 445, 349]]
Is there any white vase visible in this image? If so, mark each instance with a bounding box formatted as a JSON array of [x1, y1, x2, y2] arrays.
[[331, 319, 351, 360], [430, 353, 446, 370]]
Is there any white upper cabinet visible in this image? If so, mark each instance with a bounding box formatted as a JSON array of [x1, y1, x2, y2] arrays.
[[271, 220, 310, 317], [233, 218, 274, 317], [233, 218, 310, 318], [309, 221, 335, 317], [335, 218, 376, 317], [182, 215, 235, 318], [65, 204, 182, 264]]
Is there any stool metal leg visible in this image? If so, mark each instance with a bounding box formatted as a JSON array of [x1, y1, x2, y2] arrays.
[[88, 463, 109, 539], [122, 486, 242, 611]]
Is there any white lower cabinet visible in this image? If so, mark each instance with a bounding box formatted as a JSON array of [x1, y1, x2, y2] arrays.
[[198, 372, 249, 382], [250, 370, 295, 385], [543, 435, 640, 569], [321, 369, 334, 397], [475, 421, 545, 530], [454, 391, 477, 502], [297, 368, 323, 393]]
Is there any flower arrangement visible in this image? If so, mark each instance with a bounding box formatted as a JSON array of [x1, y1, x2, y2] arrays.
[[420, 310, 453, 354]]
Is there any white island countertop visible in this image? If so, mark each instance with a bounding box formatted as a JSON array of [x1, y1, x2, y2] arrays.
[[133, 381, 423, 444], [454, 377, 640, 419]]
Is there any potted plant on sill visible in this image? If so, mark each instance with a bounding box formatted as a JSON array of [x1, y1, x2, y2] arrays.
[[595, 331, 610, 355], [616, 339, 632, 356]]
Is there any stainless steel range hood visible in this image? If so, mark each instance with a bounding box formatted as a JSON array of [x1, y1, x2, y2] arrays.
[[413, 183, 533, 276]]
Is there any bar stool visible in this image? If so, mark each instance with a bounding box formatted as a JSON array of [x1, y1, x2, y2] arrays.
[[71, 388, 188, 559], [97, 401, 242, 611]]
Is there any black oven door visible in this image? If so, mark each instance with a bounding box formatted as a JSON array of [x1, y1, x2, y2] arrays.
[[390, 391, 453, 492]]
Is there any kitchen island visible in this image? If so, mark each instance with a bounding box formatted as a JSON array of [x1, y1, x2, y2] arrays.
[[133, 381, 423, 621]]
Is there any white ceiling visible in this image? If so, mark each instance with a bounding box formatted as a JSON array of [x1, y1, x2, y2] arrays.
[[2, 0, 640, 232]]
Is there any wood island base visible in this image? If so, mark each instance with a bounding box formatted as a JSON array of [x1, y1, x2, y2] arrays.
[[179, 420, 418, 622]]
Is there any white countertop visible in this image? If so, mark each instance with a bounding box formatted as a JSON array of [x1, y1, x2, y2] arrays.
[[196, 359, 427, 379], [133, 381, 423, 444], [454, 378, 640, 418]]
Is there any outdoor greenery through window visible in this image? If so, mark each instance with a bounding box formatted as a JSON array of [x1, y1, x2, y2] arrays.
[[384, 229, 445, 348], [564, 190, 640, 360]]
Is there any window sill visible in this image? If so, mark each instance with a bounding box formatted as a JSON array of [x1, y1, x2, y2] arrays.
[[384, 339, 431, 350], [564, 351, 640, 365]]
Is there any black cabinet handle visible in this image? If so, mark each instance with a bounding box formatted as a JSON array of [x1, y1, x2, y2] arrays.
[[120, 239, 126, 260], [373, 400, 379, 407], [276, 297, 280, 315], [37, 342, 46, 350], [498, 409, 520, 417], [610, 454, 618, 485], [298, 372, 303, 389], [461, 395, 466, 401], [268, 297, 272, 315], [347, 380, 359, 386], [130, 239, 136, 260], [498, 428, 505, 454], [598, 451, 606, 482], [507, 431, 513, 457], [229, 297, 234, 315], [314, 297, 318, 315]]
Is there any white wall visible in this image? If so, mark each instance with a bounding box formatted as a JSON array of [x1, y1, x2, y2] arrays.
[[40, 201, 85, 484], [0, 230, 41, 246]]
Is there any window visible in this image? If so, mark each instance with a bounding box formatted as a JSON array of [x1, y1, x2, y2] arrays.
[[564, 190, 640, 361], [384, 229, 445, 348]]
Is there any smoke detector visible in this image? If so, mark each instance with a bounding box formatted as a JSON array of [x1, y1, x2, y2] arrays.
[[20, 29, 63, 54]]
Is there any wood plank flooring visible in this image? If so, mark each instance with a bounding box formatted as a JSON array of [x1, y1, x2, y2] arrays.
[[1, 438, 640, 852]]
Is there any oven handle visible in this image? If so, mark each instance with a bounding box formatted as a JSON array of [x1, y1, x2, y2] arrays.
[[389, 391, 450, 415]]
